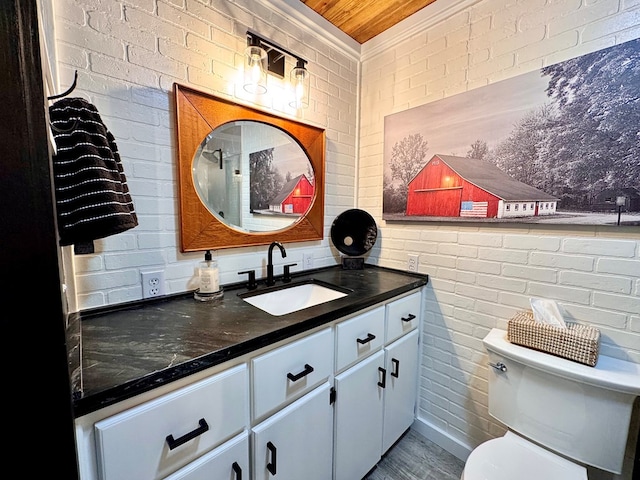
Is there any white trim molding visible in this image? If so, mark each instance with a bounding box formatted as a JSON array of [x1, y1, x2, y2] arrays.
[[361, 0, 482, 62], [262, 0, 361, 61]]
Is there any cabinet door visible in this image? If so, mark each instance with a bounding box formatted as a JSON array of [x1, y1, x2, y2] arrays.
[[382, 329, 419, 453], [252, 382, 333, 480], [163, 430, 249, 480], [333, 350, 385, 480]]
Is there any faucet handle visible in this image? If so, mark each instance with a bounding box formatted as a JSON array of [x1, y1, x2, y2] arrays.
[[238, 270, 257, 290], [283, 263, 297, 283]]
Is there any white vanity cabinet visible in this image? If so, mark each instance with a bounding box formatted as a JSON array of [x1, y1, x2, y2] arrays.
[[333, 292, 422, 480], [77, 287, 424, 480], [93, 364, 248, 480]]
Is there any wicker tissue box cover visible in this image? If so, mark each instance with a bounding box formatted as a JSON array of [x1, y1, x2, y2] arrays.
[[507, 311, 600, 367]]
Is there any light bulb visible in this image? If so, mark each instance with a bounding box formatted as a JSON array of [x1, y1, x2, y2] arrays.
[[289, 62, 309, 109], [243, 45, 267, 94]]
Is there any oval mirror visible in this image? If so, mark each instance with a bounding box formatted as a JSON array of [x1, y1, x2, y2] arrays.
[[192, 120, 315, 233], [174, 83, 325, 251]]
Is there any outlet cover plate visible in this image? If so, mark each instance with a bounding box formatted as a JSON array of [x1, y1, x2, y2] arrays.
[[142, 271, 166, 298], [407, 254, 419, 272], [303, 253, 314, 269]]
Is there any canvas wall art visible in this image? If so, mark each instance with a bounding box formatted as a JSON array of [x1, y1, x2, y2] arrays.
[[383, 38, 640, 226]]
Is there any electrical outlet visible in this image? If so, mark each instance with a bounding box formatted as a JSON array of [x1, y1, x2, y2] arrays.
[[407, 254, 419, 272], [303, 253, 314, 269], [142, 271, 166, 298]]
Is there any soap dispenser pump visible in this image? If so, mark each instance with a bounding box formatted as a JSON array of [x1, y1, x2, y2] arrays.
[[194, 250, 223, 302]]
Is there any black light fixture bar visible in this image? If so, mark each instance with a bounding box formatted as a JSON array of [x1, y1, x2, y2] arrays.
[[246, 31, 307, 79]]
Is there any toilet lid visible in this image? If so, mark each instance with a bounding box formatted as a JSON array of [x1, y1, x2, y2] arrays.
[[463, 432, 587, 480]]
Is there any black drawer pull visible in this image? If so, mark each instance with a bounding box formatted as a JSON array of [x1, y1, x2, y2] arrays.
[[378, 366, 386, 388], [287, 364, 314, 382], [401, 313, 416, 322], [232, 461, 242, 480], [356, 333, 376, 344], [267, 441, 277, 475], [165, 418, 209, 450], [391, 358, 400, 378]]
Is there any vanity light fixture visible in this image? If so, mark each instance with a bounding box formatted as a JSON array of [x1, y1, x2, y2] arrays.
[[243, 31, 310, 109]]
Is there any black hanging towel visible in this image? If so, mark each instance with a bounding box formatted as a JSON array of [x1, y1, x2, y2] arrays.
[[49, 98, 138, 252]]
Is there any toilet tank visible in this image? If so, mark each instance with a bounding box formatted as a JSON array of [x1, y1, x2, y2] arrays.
[[483, 328, 640, 474]]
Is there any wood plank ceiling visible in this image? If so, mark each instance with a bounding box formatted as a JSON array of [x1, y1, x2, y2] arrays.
[[300, 0, 438, 43]]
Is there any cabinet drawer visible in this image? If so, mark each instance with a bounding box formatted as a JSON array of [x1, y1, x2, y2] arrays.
[[94, 364, 248, 480], [385, 291, 421, 344], [335, 306, 384, 373], [252, 327, 333, 421], [163, 430, 249, 480]]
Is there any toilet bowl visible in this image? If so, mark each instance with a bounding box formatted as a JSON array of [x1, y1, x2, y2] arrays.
[[461, 431, 587, 480]]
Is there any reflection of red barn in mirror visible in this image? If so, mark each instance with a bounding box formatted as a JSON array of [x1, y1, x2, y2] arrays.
[[406, 155, 558, 219], [269, 174, 314, 214]]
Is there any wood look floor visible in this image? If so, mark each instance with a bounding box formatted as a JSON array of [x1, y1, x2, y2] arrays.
[[363, 429, 465, 480]]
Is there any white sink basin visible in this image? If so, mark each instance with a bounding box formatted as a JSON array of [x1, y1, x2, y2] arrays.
[[242, 281, 349, 316]]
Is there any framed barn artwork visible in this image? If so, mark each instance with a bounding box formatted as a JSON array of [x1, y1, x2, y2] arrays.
[[383, 38, 640, 226]]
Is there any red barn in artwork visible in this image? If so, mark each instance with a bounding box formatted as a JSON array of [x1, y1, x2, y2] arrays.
[[269, 174, 314, 214], [406, 154, 559, 218]]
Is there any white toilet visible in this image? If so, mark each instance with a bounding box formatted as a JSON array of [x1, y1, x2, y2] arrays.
[[462, 328, 640, 480]]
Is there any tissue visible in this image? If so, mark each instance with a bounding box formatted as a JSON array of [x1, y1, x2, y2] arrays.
[[529, 298, 567, 329]]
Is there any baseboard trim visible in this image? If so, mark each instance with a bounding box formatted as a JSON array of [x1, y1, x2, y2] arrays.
[[411, 417, 473, 463]]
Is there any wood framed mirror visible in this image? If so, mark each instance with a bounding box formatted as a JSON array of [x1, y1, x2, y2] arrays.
[[174, 83, 325, 251]]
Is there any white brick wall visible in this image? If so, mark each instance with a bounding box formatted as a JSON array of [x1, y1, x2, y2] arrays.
[[359, 0, 640, 477], [48, 0, 639, 475], [51, 0, 358, 309]]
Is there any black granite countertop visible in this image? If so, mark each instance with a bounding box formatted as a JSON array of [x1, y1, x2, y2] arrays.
[[70, 264, 428, 417]]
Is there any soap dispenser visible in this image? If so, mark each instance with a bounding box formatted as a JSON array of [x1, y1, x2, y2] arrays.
[[194, 250, 223, 302]]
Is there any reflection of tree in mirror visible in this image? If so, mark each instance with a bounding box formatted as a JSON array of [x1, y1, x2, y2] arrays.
[[250, 140, 315, 216], [249, 148, 284, 211]]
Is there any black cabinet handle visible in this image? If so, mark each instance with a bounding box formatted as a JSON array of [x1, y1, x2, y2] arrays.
[[378, 366, 386, 388], [165, 418, 209, 450], [356, 333, 376, 344], [267, 441, 277, 475], [391, 358, 400, 378], [401, 313, 416, 322], [287, 363, 314, 382], [232, 461, 242, 480]]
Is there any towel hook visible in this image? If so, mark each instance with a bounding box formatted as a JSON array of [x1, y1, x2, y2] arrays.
[[48, 70, 78, 101]]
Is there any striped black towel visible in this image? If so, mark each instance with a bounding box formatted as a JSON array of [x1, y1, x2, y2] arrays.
[[49, 98, 138, 249]]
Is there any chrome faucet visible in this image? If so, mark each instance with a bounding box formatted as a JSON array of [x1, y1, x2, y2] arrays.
[[266, 241, 286, 286]]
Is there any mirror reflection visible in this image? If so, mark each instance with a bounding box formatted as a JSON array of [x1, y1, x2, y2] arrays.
[[193, 121, 315, 233]]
